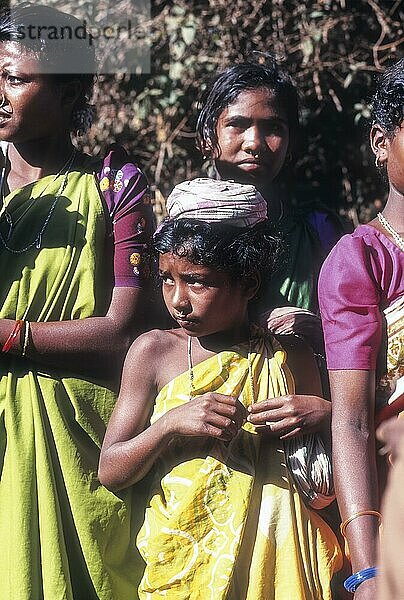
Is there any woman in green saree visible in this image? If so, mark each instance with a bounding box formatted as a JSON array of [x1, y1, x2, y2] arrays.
[[0, 4, 153, 599]]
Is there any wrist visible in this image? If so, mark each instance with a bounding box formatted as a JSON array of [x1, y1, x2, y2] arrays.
[[344, 566, 377, 593], [159, 411, 180, 443]]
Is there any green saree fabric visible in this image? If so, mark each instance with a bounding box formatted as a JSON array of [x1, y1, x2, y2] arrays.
[[263, 212, 324, 313], [0, 171, 141, 600]]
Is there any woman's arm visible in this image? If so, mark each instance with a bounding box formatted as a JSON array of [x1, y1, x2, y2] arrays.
[[0, 285, 149, 377], [0, 149, 157, 377], [331, 369, 379, 600]]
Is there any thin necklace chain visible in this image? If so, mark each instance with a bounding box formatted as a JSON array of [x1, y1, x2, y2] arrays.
[[0, 148, 77, 254], [187, 332, 257, 403], [377, 212, 404, 252], [188, 335, 194, 396]]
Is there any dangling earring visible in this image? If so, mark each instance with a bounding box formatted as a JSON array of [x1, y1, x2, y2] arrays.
[[375, 155, 383, 169]]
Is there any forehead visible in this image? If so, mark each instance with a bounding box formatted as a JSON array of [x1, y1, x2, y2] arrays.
[[159, 251, 234, 282], [159, 252, 211, 274], [219, 87, 287, 121], [0, 41, 42, 71]]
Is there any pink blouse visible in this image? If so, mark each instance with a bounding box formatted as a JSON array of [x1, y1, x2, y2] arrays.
[[318, 224, 404, 370]]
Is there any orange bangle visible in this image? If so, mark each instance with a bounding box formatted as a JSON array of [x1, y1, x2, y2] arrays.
[[2, 319, 24, 353], [340, 510, 382, 538]]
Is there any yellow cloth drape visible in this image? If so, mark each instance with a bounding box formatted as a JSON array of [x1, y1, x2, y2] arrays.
[[375, 294, 404, 423], [0, 172, 142, 600], [137, 332, 342, 599]]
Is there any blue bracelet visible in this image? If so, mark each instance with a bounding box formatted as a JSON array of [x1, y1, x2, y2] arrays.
[[344, 567, 378, 592]]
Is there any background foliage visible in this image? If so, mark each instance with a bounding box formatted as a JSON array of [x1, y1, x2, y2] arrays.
[[13, 0, 404, 222]]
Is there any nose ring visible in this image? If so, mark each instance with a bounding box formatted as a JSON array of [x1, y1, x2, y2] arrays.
[[246, 148, 259, 159], [0, 94, 6, 109]]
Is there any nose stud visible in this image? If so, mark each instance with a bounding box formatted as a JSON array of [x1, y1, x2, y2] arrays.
[[246, 148, 259, 159]]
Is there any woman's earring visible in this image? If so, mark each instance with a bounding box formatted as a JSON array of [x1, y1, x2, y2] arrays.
[[375, 155, 383, 168], [72, 103, 96, 136]]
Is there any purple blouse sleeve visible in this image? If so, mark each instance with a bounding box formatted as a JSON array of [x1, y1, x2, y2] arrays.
[[318, 232, 385, 370], [98, 146, 154, 288]]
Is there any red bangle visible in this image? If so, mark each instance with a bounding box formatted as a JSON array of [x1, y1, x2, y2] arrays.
[[2, 319, 24, 353]]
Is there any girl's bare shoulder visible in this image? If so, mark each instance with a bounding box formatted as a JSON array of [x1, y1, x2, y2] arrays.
[[126, 328, 184, 359], [124, 328, 187, 376], [124, 328, 189, 391]]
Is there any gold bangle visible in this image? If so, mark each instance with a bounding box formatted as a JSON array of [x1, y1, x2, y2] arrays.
[[22, 321, 30, 357], [340, 510, 382, 538]]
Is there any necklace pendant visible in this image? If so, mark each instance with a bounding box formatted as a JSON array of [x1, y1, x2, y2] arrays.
[[0, 147, 77, 254], [5, 212, 12, 240]]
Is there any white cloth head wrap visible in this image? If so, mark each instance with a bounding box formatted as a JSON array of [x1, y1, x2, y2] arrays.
[[166, 178, 267, 228]]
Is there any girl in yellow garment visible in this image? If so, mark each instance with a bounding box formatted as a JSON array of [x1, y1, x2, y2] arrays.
[[99, 179, 342, 599]]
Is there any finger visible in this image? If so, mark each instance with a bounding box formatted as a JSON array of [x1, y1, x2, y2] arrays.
[[211, 401, 244, 421], [206, 412, 239, 436], [203, 423, 234, 441], [378, 443, 391, 456], [248, 398, 286, 413], [261, 418, 301, 437], [376, 418, 398, 443], [376, 423, 388, 443], [209, 393, 240, 406], [279, 427, 303, 439], [213, 400, 246, 427], [247, 407, 292, 424]]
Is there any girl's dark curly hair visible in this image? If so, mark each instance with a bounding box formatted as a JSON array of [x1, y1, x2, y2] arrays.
[[154, 218, 285, 300], [196, 56, 299, 160], [372, 57, 404, 138]]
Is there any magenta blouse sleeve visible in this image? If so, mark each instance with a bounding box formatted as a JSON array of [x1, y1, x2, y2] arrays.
[[318, 233, 384, 370], [98, 146, 154, 288]]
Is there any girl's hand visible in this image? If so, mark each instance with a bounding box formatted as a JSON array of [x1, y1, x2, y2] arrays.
[[164, 393, 247, 441], [246, 395, 331, 439]]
